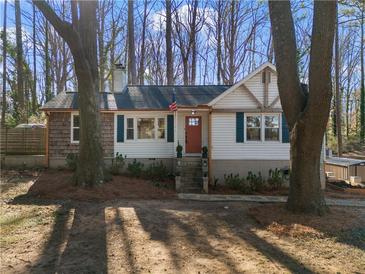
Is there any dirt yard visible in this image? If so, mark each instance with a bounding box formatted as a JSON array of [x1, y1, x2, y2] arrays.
[[1, 170, 365, 273]]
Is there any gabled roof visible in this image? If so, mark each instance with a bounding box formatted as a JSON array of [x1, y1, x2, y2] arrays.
[[41, 85, 231, 111], [207, 62, 277, 106]]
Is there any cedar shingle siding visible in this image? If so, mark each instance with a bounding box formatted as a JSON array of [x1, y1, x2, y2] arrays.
[[49, 112, 114, 158]]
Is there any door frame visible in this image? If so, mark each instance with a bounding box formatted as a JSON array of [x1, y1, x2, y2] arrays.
[[184, 115, 202, 155]]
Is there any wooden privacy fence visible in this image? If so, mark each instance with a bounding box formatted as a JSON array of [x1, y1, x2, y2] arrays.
[[0, 127, 46, 155]]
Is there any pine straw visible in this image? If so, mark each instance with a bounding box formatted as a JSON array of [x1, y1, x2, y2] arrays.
[[24, 170, 176, 201], [248, 204, 365, 238]]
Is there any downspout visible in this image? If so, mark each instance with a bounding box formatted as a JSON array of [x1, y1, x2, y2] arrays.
[[208, 107, 212, 182], [45, 111, 50, 168]]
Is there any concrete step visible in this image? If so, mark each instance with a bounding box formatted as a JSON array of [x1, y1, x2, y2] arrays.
[[181, 171, 202, 177], [179, 187, 203, 193], [181, 177, 203, 183]]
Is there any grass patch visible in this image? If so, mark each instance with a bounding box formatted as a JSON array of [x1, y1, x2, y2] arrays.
[[0, 208, 55, 248]]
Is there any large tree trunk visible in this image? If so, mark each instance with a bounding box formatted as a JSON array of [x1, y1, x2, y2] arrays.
[[127, 0, 137, 84], [2, 0, 7, 127], [361, 5, 365, 143], [34, 0, 105, 186], [269, 0, 336, 214], [15, 0, 26, 123], [288, 116, 327, 213], [165, 0, 173, 85]]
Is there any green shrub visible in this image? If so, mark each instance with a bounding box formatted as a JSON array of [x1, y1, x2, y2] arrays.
[[110, 153, 126, 175], [246, 171, 266, 192], [202, 146, 208, 158], [267, 168, 285, 190], [144, 161, 169, 180], [127, 159, 144, 177], [176, 142, 183, 158], [211, 177, 219, 190], [223, 173, 251, 193], [65, 153, 78, 171]]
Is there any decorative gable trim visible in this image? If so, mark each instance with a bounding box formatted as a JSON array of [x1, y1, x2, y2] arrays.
[[207, 62, 277, 107]]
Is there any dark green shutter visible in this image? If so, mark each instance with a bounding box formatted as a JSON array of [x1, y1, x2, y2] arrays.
[[167, 115, 174, 142], [282, 114, 290, 143], [236, 112, 244, 143], [117, 115, 124, 142]]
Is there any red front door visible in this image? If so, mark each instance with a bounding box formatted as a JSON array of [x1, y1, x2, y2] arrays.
[[185, 116, 202, 153]]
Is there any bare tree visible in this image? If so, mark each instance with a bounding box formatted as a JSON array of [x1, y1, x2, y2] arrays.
[[34, 0, 105, 186], [44, 18, 52, 101], [15, 0, 25, 122], [128, 0, 137, 84], [1, 0, 7, 126], [32, 2, 37, 113], [165, 0, 174, 85], [269, 0, 336, 214], [335, 10, 343, 156]]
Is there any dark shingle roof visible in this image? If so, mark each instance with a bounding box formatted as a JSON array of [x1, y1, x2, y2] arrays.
[[41, 85, 231, 110]]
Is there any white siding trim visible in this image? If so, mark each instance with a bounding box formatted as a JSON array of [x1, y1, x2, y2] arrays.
[[208, 62, 277, 106], [70, 112, 79, 144]]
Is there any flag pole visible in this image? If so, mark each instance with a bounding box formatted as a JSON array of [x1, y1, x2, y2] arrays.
[[173, 88, 177, 155]]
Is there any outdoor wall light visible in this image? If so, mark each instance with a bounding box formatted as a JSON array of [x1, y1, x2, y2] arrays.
[[191, 110, 196, 115]]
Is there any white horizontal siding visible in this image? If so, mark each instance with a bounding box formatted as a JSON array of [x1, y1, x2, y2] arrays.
[[245, 73, 264, 104], [211, 113, 290, 160], [114, 111, 174, 158], [213, 87, 258, 109], [268, 74, 280, 106]]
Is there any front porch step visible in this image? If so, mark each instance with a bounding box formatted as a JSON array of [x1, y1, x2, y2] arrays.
[[176, 157, 203, 193]]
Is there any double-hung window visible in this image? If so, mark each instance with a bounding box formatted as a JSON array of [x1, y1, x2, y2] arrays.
[[71, 114, 80, 143], [157, 118, 166, 139], [126, 118, 134, 140], [264, 115, 279, 141], [245, 114, 280, 142], [246, 115, 261, 141]]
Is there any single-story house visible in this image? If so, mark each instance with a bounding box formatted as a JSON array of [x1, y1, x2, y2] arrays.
[[42, 62, 291, 189]]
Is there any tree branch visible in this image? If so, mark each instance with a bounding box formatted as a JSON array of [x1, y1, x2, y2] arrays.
[[33, 0, 76, 46], [268, 0, 307, 128]]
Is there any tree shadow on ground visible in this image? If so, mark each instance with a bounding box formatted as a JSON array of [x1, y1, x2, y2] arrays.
[[9, 195, 363, 273], [11, 197, 108, 274], [248, 204, 365, 252], [130, 201, 315, 273]]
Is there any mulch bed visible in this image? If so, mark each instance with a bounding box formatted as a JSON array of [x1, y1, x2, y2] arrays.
[[248, 204, 365, 238], [24, 170, 176, 201]]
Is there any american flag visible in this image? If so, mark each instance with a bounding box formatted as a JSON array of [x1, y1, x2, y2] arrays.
[[169, 90, 177, 111]]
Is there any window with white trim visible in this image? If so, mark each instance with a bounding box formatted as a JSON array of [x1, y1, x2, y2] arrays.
[[71, 114, 80, 143], [137, 118, 155, 139], [157, 118, 165, 139], [245, 113, 281, 142], [246, 115, 261, 141], [264, 115, 279, 141], [126, 118, 134, 140]]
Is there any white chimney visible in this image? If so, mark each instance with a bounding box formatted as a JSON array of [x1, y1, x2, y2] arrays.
[[113, 64, 127, 93]]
